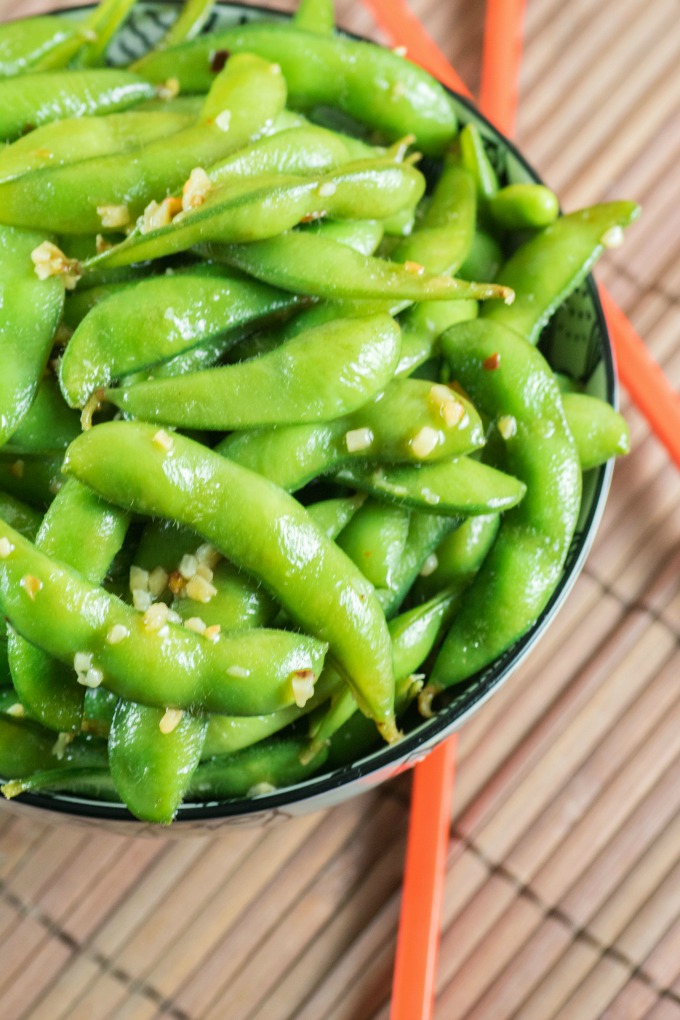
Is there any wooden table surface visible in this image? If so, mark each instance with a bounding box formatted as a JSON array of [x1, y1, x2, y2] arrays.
[[1, 1, 680, 1017]]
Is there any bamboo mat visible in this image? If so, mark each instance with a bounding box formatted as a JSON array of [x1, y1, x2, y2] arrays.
[[1, 0, 680, 1017]]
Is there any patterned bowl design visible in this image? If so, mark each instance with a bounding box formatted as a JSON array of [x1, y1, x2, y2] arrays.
[[8, 2, 616, 834]]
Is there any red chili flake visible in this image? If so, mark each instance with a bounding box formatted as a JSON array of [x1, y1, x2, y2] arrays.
[[483, 352, 501, 370], [210, 50, 230, 73]]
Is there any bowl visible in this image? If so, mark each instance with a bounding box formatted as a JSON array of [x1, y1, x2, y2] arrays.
[[1, 1, 616, 834]]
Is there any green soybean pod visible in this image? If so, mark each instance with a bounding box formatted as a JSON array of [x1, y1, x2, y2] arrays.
[[7, 479, 130, 733], [63, 422, 398, 741], [0, 492, 42, 541], [0, 17, 82, 78], [5, 375, 81, 455], [83, 159, 427, 270], [133, 23, 458, 154], [481, 201, 641, 344], [59, 270, 300, 408], [0, 225, 65, 451], [0, 54, 288, 234], [562, 392, 631, 470], [489, 183, 560, 230], [0, 68, 156, 142], [108, 701, 208, 823], [336, 501, 411, 592], [0, 520, 328, 718], [0, 108, 196, 184], [105, 313, 403, 429], [219, 378, 485, 492], [428, 318, 582, 690]]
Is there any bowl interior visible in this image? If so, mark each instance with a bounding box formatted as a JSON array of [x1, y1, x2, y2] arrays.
[[12, 1, 615, 832]]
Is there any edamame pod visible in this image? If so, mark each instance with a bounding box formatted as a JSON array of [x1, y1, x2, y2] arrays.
[[203, 230, 511, 304], [482, 202, 641, 343], [0, 54, 288, 233], [334, 457, 526, 516], [8, 479, 130, 732], [0, 69, 156, 142], [0, 108, 196, 184], [109, 700, 208, 823], [0, 492, 42, 541], [428, 318, 582, 689], [219, 378, 485, 492], [107, 313, 402, 429], [562, 392, 630, 469], [0, 17, 81, 78], [0, 226, 65, 451], [63, 422, 398, 741], [337, 501, 410, 592], [0, 521, 328, 718], [133, 23, 458, 154], [60, 269, 300, 408], [83, 159, 427, 269], [5, 375, 81, 455]]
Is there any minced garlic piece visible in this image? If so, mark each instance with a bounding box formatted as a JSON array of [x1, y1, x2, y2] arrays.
[[196, 543, 221, 569], [419, 553, 439, 577], [106, 624, 130, 645], [140, 196, 182, 234], [185, 574, 218, 603], [53, 732, 75, 759], [6, 703, 24, 718], [159, 708, 184, 734], [247, 782, 277, 797], [182, 167, 212, 211], [132, 588, 153, 612], [143, 601, 169, 632], [290, 669, 316, 708], [78, 667, 103, 689], [130, 565, 150, 593], [345, 427, 374, 453], [184, 616, 207, 634], [166, 609, 182, 625], [157, 77, 180, 101], [20, 574, 42, 600], [497, 414, 518, 440], [152, 428, 174, 454], [226, 664, 250, 678], [97, 204, 130, 229], [215, 109, 232, 132], [427, 383, 465, 427], [168, 570, 185, 597], [204, 624, 221, 643], [178, 554, 198, 580], [148, 566, 169, 598], [74, 652, 93, 674], [0, 538, 14, 559], [411, 425, 439, 458], [317, 181, 336, 198], [601, 225, 625, 249], [194, 562, 214, 583], [404, 260, 424, 275], [31, 241, 81, 289]]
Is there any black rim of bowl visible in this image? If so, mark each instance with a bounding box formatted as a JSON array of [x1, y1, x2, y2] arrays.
[[13, 1, 616, 823]]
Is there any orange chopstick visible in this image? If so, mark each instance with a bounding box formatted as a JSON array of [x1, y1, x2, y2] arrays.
[[479, 0, 527, 136], [358, 0, 470, 96], [390, 736, 457, 1020], [360, 3, 680, 1020], [600, 288, 680, 470]]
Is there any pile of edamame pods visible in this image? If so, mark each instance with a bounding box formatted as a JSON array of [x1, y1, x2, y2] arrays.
[[0, 0, 639, 823]]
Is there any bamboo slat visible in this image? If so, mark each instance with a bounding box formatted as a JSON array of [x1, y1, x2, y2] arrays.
[[0, 0, 679, 1018]]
